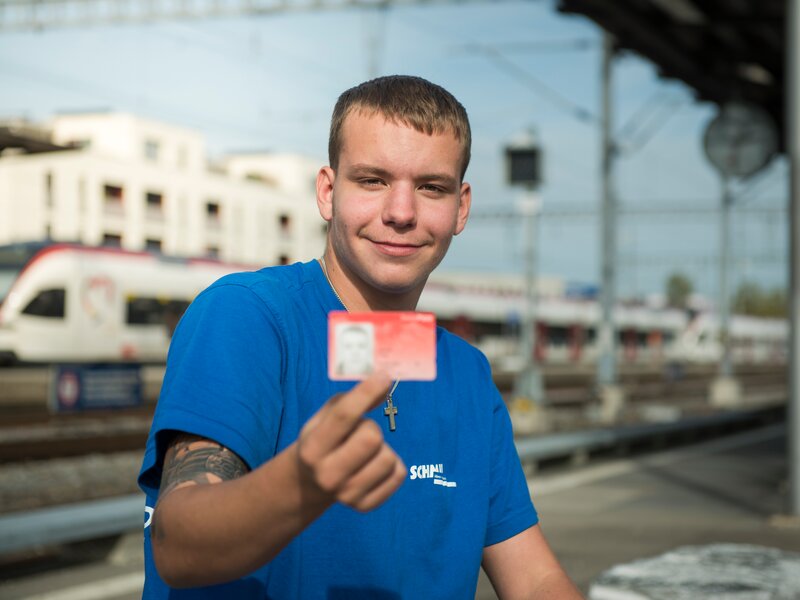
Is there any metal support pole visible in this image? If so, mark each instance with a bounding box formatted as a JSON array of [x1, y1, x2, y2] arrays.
[[597, 31, 617, 390], [719, 176, 733, 378], [364, 5, 388, 78], [787, 0, 800, 516], [514, 190, 545, 404]]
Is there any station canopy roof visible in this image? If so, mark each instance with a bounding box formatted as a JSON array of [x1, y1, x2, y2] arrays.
[[0, 123, 72, 155], [557, 0, 786, 150]]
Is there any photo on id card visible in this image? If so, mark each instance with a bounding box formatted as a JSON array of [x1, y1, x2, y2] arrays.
[[328, 311, 437, 381]]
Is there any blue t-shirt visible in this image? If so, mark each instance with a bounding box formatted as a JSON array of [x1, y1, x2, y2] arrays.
[[138, 260, 538, 599]]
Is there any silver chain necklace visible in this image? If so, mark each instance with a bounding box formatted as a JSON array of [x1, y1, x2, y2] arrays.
[[319, 256, 400, 431]]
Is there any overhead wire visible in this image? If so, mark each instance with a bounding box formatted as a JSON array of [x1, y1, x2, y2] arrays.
[[464, 43, 597, 124]]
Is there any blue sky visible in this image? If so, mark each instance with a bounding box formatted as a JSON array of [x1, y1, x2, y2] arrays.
[[0, 0, 788, 301]]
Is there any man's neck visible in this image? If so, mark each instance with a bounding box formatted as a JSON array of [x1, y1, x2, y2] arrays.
[[320, 251, 424, 312]]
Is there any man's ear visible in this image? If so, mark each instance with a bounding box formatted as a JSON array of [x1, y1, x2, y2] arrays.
[[454, 182, 472, 236], [316, 167, 335, 222]]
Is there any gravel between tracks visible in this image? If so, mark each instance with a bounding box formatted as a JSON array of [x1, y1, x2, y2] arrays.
[[0, 451, 143, 514]]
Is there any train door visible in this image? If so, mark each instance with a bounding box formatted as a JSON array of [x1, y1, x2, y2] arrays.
[[569, 324, 585, 363], [646, 329, 663, 363], [623, 329, 638, 362], [76, 254, 123, 361], [534, 322, 548, 363]]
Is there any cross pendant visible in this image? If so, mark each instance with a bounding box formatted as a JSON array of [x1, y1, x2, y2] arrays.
[[384, 393, 398, 432]]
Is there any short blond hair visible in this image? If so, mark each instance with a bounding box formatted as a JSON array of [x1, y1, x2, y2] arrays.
[[328, 75, 472, 180]]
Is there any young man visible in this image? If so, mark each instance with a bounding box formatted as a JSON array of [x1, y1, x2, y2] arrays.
[[138, 75, 583, 598]]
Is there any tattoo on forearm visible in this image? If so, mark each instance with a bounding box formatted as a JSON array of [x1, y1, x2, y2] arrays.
[[158, 434, 248, 498], [151, 434, 248, 543]]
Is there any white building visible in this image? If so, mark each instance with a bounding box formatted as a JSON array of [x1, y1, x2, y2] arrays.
[[0, 112, 327, 266]]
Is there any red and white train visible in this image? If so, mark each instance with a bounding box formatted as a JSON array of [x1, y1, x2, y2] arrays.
[[0, 242, 788, 367], [420, 280, 788, 369], [0, 242, 242, 364]]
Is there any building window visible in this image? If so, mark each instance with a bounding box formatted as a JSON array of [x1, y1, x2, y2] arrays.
[[146, 191, 163, 209], [279, 254, 290, 265], [145, 238, 162, 253], [146, 191, 164, 220], [103, 184, 124, 213], [206, 201, 220, 219], [206, 246, 219, 259], [102, 233, 122, 247], [22, 288, 66, 319], [279, 214, 291, 233], [144, 139, 160, 161]]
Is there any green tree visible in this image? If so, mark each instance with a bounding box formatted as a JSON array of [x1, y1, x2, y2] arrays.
[[665, 272, 693, 309], [732, 281, 787, 318]]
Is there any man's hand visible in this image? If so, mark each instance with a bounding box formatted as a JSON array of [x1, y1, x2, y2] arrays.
[[296, 373, 406, 512]]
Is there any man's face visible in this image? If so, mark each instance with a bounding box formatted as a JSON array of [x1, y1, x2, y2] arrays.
[[317, 110, 471, 300]]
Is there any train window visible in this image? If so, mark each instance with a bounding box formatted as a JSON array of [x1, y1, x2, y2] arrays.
[[22, 288, 66, 318], [127, 297, 162, 325], [548, 326, 569, 346], [126, 297, 190, 329]]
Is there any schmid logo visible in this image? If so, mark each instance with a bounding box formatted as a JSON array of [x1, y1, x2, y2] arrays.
[[409, 463, 457, 488]]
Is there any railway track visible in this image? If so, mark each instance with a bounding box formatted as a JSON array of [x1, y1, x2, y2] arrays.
[[0, 409, 787, 563], [0, 364, 787, 463], [0, 407, 153, 462]]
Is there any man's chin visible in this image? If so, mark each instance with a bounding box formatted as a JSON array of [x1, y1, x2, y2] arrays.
[[365, 271, 428, 297], [372, 279, 422, 296]]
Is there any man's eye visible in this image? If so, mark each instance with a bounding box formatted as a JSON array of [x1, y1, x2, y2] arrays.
[[420, 184, 445, 193], [360, 178, 384, 187]]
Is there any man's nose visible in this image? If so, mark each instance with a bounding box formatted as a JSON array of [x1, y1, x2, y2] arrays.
[[382, 184, 417, 228]]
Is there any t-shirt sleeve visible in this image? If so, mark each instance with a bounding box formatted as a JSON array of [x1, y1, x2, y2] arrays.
[[138, 280, 285, 497], [483, 360, 539, 547]]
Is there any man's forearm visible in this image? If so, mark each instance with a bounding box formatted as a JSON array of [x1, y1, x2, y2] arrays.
[[524, 571, 585, 599], [151, 375, 405, 588], [151, 441, 330, 588]]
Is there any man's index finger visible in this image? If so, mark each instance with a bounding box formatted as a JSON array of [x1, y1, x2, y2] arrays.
[[318, 372, 392, 446]]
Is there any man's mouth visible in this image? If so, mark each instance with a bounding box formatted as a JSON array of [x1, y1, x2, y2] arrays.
[[370, 240, 424, 257]]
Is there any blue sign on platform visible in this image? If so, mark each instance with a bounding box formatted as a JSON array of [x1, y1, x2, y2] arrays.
[[50, 364, 143, 412]]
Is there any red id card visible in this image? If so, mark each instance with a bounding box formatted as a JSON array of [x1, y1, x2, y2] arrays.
[[328, 311, 437, 381]]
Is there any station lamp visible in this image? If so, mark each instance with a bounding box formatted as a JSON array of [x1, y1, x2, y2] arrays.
[[505, 128, 545, 407], [505, 128, 543, 189]]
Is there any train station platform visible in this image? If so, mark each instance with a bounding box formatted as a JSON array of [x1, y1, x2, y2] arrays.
[[0, 409, 796, 599], [477, 422, 800, 599]]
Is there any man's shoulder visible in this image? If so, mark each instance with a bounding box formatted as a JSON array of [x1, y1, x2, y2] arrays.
[[437, 326, 492, 369], [205, 261, 315, 302]]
